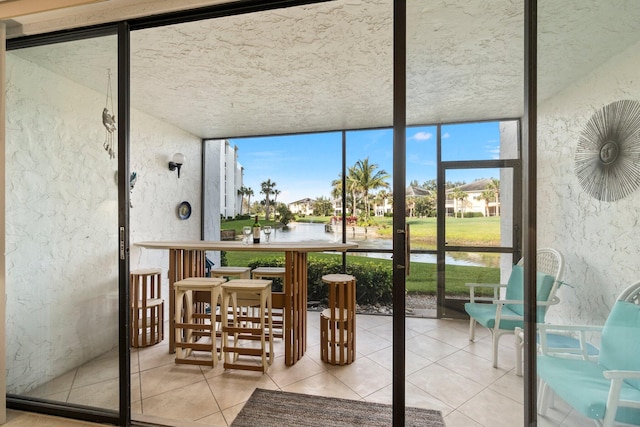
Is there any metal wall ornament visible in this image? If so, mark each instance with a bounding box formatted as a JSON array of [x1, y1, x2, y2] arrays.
[[102, 69, 116, 159], [574, 99, 640, 202]]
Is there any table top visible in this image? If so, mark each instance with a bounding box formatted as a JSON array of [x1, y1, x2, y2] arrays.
[[135, 240, 357, 252]]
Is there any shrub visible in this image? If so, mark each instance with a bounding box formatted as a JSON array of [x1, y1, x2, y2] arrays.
[[249, 257, 393, 305], [463, 211, 484, 218]]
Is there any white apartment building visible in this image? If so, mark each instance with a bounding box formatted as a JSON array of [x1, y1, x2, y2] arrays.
[[215, 139, 244, 219]]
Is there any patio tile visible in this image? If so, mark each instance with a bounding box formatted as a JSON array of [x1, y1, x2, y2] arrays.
[[457, 388, 523, 427], [138, 380, 220, 423], [281, 371, 362, 401], [407, 363, 485, 408]]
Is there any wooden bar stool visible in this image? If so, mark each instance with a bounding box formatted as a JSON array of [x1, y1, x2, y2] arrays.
[[130, 268, 164, 348], [209, 266, 251, 280], [251, 267, 286, 338], [221, 279, 273, 372], [174, 277, 226, 367], [320, 274, 356, 365]]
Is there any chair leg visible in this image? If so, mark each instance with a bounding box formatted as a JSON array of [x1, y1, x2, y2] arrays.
[[469, 318, 476, 341], [538, 380, 550, 416], [492, 331, 499, 368], [514, 327, 523, 376]]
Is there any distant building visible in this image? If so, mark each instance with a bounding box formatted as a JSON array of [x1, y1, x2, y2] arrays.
[[405, 185, 432, 217], [445, 178, 499, 217], [374, 195, 393, 216], [205, 139, 243, 219], [288, 198, 314, 216]]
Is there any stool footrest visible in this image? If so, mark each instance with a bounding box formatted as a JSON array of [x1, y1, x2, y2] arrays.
[[176, 358, 216, 366], [223, 346, 264, 356], [223, 362, 264, 372], [223, 327, 264, 335], [175, 322, 214, 331], [177, 342, 217, 351]]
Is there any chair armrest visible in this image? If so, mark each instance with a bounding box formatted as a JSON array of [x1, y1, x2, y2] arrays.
[[603, 370, 640, 380], [466, 283, 507, 302], [538, 324, 603, 334], [466, 283, 506, 290], [538, 323, 602, 357]]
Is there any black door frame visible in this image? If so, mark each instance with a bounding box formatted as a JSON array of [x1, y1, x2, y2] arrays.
[[437, 155, 523, 319], [5, 0, 539, 425]]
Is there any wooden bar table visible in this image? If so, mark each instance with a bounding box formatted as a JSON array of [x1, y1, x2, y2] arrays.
[[135, 240, 357, 366]]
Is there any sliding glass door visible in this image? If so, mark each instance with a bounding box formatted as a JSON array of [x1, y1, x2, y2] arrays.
[[5, 30, 124, 424]]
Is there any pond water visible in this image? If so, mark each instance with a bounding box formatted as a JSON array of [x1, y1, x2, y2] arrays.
[[270, 222, 487, 267]]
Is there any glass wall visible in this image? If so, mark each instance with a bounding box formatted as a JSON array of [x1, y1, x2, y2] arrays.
[[534, 1, 640, 424], [406, 1, 525, 425], [5, 34, 120, 413]]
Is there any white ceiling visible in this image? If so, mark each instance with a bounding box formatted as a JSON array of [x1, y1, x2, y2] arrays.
[[6, 0, 640, 139]]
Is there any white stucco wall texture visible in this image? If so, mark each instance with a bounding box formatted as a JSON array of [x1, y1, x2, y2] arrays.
[[5, 52, 202, 394], [537, 39, 640, 326]]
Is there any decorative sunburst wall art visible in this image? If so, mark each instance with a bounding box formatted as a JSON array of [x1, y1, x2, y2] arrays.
[[575, 99, 640, 202]]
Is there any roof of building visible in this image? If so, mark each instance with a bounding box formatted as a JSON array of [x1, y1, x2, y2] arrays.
[[289, 198, 314, 205], [406, 185, 432, 197], [447, 179, 496, 193]]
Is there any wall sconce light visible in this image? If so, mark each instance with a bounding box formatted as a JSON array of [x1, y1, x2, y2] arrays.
[[168, 152, 186, 178]]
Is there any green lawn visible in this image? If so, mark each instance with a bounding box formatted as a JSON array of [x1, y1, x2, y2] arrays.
[[222, 215, 502, 296], [223, 251, 499, 296], [298, 215, 501, 247]]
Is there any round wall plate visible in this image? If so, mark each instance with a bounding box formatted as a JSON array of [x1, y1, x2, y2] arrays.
[[177, 201, 191, 220]]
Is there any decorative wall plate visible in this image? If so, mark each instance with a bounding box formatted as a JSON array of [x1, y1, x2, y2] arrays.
[[177, 201, 191, 220], [575, 99, 640, 201]]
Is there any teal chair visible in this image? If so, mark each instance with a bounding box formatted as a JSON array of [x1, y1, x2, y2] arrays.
[[537, 281, 640, 427], [465, 248, 563, 368]]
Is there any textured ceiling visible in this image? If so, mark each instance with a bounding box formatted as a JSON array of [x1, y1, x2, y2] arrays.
[[7, 0, 640, 139]]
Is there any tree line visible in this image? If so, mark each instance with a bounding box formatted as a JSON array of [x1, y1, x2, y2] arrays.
[[238, 158, 500, 224]]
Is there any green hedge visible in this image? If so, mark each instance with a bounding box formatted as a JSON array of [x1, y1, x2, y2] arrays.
[[247, 257, 393, 305]]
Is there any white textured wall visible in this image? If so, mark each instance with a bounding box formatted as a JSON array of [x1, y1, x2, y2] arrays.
[[538, 40, 640, 325], [203, 139, 222, 267], [5, 52, 203, 394], [5, 53, 120, 394], [129, 108, 202, 272]]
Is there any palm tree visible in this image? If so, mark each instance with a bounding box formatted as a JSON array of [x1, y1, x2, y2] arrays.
[[332, 171, 358, 217], [345, 165, 360, 217], [238, 186, 250, 215], [488, 178, 500, 216], [245, 187, 254, 214], [479, 189, 495, 217], [451, 187, 468, 218], [349, 158, 390, 222], [260, 179, 277, 221]]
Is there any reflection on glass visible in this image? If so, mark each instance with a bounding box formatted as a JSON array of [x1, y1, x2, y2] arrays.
[[242, 226, 252, 244], [263, 225, 272, 243], [444, 167, 513, 247], [6, 35, 119, 412]]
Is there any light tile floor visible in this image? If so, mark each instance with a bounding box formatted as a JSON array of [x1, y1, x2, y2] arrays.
[[23, 312, 595, 427]]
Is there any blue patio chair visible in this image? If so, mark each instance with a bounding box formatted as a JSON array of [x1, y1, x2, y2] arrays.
[[537, 281, 640, 426], [465, 248, 564, 368]]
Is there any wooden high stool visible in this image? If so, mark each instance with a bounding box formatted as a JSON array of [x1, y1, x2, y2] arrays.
[[209, 266, 251, 280], [320, 274, 356, 365], [130, 268, 164, 348], [221, 279, 273, 372], [251, 267, 286, 338], [174, 277, 226, 367]]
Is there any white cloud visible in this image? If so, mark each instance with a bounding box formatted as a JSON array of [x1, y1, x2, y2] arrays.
[[485, 145, 500, 160], [442, 132, 450, 138], [411, 131, 432, 141]]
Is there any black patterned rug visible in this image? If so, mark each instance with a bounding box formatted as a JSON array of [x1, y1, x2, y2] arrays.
[[231, 388, 446, 427]]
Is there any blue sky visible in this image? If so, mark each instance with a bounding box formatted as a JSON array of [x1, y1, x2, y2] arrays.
[[230, 121, 502, 204]]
